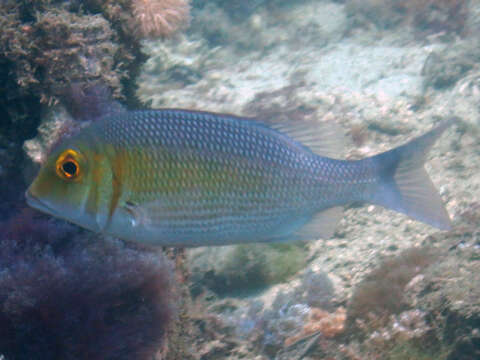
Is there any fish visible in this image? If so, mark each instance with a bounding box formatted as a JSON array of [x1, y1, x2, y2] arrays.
[[25, 109, 453, 246]]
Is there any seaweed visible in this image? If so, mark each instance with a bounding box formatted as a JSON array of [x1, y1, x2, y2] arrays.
[[347, 247, 438, 326], [0, 209, 176, 360]]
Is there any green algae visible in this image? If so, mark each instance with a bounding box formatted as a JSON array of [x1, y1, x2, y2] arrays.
[[387, 342, 450, 360]]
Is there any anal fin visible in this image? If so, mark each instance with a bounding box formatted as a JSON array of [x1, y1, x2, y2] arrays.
[[295, 206, 343, 240]]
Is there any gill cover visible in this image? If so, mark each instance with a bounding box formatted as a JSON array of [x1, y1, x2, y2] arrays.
[[26, 143, 104, 233]]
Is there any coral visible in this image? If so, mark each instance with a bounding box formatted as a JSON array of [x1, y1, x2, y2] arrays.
[[347, 247, 437, 326], [284, 307, 347, 347], [0, 6, 128, 106], [0, 209, 176, 360], [131, 0, 191, 38]]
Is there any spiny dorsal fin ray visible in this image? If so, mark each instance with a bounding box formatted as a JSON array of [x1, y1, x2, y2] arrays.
[[268, 118, 345, 159]]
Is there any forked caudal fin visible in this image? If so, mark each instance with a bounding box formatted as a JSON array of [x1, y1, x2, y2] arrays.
[[369, 119, 455, 230]]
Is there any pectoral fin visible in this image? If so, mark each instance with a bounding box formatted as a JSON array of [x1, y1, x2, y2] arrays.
[[123, 201, 153, 228]]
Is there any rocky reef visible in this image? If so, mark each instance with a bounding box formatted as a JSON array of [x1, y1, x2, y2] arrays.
[[345, 0, 469, 38], [138, 0, 479, 358]]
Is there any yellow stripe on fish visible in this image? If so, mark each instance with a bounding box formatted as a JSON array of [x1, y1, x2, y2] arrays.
[[25, 109, 453, 246]]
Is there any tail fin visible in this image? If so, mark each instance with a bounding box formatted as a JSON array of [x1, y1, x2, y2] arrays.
[[370, 119, 455, 230]]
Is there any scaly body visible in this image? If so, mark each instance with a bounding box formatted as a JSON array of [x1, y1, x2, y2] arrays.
[[26, 109, 452, 246]]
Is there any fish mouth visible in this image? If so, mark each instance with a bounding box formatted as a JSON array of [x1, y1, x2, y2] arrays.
[[25, 189, 58, 217], [25, 189, 101, 233]]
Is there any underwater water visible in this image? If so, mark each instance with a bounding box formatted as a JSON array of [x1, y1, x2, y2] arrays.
[[1, 0, 479, 359]]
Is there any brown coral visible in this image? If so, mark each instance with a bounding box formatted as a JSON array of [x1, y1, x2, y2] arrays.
[[284, 307, 347, 347], [131, 0, 190, 38]]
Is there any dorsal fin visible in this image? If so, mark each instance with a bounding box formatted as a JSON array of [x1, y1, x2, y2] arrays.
[[268, 118, 345, 159]]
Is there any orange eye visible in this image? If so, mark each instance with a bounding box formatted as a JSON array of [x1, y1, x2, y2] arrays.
[[56, 149, 82, 181]]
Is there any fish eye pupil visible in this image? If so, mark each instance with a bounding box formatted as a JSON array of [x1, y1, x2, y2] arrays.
[[62, 161, 77, 176], [55, 150, 82, 180]]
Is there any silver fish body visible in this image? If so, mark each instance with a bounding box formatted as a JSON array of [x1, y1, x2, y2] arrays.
[[26, 110, 453, 246]]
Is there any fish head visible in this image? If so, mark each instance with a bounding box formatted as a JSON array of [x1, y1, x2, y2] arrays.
[[26, 141, 103, 232]]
